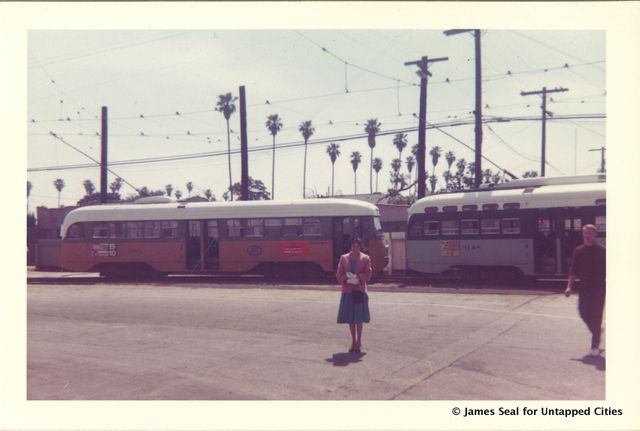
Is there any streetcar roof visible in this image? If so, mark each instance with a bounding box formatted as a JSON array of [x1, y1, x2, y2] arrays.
[[61, 198, 380, 232], [408, 180, 605, 215]]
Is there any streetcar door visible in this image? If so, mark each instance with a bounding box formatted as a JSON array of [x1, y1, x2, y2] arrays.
[[563, 208, 583, 274], [186, 220, 203, 272], [203, 220, 219, 271], [332, 217, 347, 265], [534, 211, 557, 274]]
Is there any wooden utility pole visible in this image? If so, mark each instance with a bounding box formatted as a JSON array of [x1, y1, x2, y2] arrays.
[[404, 55, 448, 199], [239, 86, 249, 200], [100, 106, 108, 204], [444, 29, 482, 188], [589, 146, 606, 173], [521, 87, 568, 176]]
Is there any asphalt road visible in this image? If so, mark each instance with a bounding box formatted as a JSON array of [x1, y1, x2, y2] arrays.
[[27, 282, 605, 400]]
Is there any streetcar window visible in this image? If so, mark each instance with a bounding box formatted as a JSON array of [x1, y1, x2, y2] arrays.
[[424, 207, 438, 214], [408, 219, 422, 238], [162, 221, 179, 238], [502, 218, 521, 234], [126, 221, 144, 239], [227, 219, 242, 237], [283, 218, 302, 237], [462, 205, 477, 211], [206, 220, 218, 239], [482, 204, 499, 211], [264, 218, 283, 237], [188, 221, 200, 237], [480, 219, 500, 235], [302, 218, 322, 237], [110, 222, 127, 239], [443, 205, 458, 213], [595, 198, 606, 206], [66, 223, 83, 239], [92, 223, 109, 239], [245, 219, 264, 237], [143, 221, 162, 238], [595, 215, 606, 232], [423, 221, 440, 236], [461, 219, 479, 235], [373, 216, 383, 235], [503, 202, 520, 210], [537, 218, 553, 233], [441, 220, 459, 236], [564, 217, 582, 231]]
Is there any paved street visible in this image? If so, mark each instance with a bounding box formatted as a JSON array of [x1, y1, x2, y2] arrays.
[[27, 282, 605, 400]]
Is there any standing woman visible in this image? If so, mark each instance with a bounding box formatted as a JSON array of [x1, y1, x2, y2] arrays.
[[336, 237, 372, 353]]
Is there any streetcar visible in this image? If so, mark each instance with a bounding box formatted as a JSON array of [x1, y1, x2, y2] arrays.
[[406, 174, 605, 281], [59, 198, 388, 278]]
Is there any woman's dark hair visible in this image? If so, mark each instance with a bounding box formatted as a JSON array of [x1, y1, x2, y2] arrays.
[[349, 237, 363, 248]]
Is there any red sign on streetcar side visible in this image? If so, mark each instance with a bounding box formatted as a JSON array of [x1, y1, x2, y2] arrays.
[[278, 241, 309, 256]]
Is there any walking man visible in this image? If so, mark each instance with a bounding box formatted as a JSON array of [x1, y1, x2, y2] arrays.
[[564, 224, 606, 356]]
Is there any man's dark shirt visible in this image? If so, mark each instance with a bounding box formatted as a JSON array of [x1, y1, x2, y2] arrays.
[[569, 243, 606, 287]]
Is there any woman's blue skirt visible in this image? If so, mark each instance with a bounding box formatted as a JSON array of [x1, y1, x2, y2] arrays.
[[337, 292, 371, 324]]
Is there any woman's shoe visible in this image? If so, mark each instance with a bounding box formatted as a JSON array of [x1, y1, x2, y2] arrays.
[[349, 343, 356, 353], [354, 342, 361, 353]]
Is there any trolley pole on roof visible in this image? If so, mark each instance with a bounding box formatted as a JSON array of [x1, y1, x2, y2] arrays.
[[520, 86, 568, 176], [588, 146, 606, 173], [239, 86, 249, 200], [100, 106, 108, 204], [404, 55, 448, 199], [444, 29, 483, 188]]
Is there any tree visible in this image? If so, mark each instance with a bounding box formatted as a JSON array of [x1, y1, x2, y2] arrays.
[[109, 177, 124, 194], [165, 184, 173, 197], [266, 113, 283, 199], [390, 158, 402, 190], [411, 143, 419, 157], [350, 151, 362, 194], [53, 178, 65, 207], [299, 120, 315, 199], [523, 170, 539, 178], [364, 118, 381, 194], [215, 92, 238, 201], [186, 181, 193, 198], [204, 189, 214, 201], [482, 169, 493, 184], [429, 146, 442, 173], [393, 133, 408, 159], [82, 179, 95, 196], [27, 181, 33, 214], [455, 158, 467, 190], [405, 155, 415, 193], [443, 170, 453, 191], [223, 177, 270, 201], [372, 157, 383, 193], [326, 143, 341, 196], [445, 150, 456, 171], [174, 189, 183, 201], [429, 174, 438, 194]]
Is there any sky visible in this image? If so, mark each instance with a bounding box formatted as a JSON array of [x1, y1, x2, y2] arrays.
[[27, 29, 605, 209]]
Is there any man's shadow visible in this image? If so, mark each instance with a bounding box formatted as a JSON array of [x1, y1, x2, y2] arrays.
[[571, 354, 605, 371], [326, 352, 366, 367]]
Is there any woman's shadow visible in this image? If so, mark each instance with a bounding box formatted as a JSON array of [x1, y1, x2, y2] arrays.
[[571, 354, 605, 371], [326, 351, 366, 367]]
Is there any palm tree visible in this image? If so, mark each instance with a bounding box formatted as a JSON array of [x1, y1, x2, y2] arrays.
[[482, 169, 493, 184], [429, 174, 438, 194], [186, 181, 193, 198], [429, 146, 442, 174], [215, 92, 238, 201], [27, 181, 33, 214], [326, 143, 341, 196], [411, 143, 419, 157], [82, 179, 95, 196], [204, 189, 213, 201], [445, 150, 456, 171], [405, 155, 415, 193], [109, 177, 123, 194], [174, 189, 183, 201], [455, 158, 466, 190], [350, 151, 362, 194], [53, 178, 65, 207], [443, 170, 453, 191], [390, 158, 402, 190], [165, 184, 173, 197], [372, 157, 383, 192], [299, 120, 315, 199], [266, 114, 283, 199], [364, 118, 381, 194], [393, 133, 408, 159]]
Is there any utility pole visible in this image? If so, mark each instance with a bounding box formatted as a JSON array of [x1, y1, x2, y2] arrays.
[[521, 86, 568, 176], [239, 86, 249, 200], [405, 55, 448, 199], [100, 106, 108, 204], [589, 146, 606, 173], [444, 29, 482, 188]]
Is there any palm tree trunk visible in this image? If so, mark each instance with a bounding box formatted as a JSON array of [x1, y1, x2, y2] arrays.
[[226, 120, 233, 201], [369, 149, 373, 194], [331, 163, 335, 196], [354, 171, 357, 194], [271, 135, 276, 200], [375, 172, 379, 193], [303, 140, 308, 199], [57, 192, 60, 208]]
